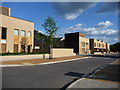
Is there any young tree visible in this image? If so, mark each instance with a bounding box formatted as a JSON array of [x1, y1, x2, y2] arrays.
[[42, 16, 59, 59], [20, 37, 28, 53]]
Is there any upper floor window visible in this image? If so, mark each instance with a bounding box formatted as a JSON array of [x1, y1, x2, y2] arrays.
[[21, 30, 25, 36], [82, 42, 85, 48], [28, 31, 31, 37], [14, 29, 19, 35], [86, 42, 88, 45], [2, 27, 7, 39]]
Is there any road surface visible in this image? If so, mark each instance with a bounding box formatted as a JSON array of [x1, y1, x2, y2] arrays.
[[2, 55, 117, 88]]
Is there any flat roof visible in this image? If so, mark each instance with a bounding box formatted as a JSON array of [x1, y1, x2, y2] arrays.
[[1, 14, 34, 23]]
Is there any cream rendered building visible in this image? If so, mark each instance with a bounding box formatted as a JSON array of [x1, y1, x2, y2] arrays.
[[0, 6, 34, 53], [65, 32, 90, 54], [79, 36, 90, 54], [65, 32, 110, 54], [89, 39, 110, 54]]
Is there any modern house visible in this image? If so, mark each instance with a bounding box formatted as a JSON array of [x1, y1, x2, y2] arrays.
[[89, 39, 110, 54], [0, 6, 34, 53], [65, 32, 110, 54], [65, 32, 90, 54]]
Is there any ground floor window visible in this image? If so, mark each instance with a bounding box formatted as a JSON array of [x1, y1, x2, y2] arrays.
[[82, 48, 85, 53], [1, 44, 6, 53], [14, 44, 18, 53]]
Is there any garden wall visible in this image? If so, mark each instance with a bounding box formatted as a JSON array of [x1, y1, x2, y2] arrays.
[[51, 48, 76, 58]]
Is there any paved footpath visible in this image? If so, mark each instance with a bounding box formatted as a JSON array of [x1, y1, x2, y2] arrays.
[[0, 56, 88, 67], [67, 59, 120, 89], [1, 54, 49, 61]]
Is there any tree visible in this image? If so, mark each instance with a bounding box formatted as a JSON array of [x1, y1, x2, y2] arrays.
[[110, 42, 120, 52], [20, 37, 28, 53], [42, 16, 59, 59]]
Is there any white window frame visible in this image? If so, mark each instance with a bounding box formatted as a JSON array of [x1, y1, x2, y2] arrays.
[[21, 30, 25, 36], [14, 29, 19, 35], [28, 31, 31, 37]]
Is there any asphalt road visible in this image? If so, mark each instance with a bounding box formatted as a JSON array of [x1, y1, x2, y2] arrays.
[[2, 56, 117, 88]]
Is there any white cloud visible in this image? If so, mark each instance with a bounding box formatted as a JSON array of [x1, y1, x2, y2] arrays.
[[94, 21, 113, 29], [59, 21, 118, 44], [64, 10, 83, 20], [53, 2, 96, 20], [38, 30, 45, 34]]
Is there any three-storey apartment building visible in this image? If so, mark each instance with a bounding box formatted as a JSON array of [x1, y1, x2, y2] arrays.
[[0, 6, 34, 53]]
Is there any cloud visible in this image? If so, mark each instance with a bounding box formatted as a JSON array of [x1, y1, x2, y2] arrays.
[[52, 2, 96, 20], [38, 30, 45, 34], [94, 21, 113, 29], [59, 21, 118, 44], [96, 2, 118, 14]]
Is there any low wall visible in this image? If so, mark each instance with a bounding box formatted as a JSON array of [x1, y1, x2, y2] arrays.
[[51, 48, 76, 58], [94, 52, 102, 54]]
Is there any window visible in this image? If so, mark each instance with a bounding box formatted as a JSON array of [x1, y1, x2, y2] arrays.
[[102, 44, 104, 47], [82, 48, 85, 53], [14, 29, 19, 35], [28, 32, 31, 37], [99, 44, 100, 47], [2, 27, 7, 39], [86, 42, 88, 45], [21, 30, 25, 36], [97, 43, 99, 47], [82, 42, 85, 48], [94, 43, 96, 47]]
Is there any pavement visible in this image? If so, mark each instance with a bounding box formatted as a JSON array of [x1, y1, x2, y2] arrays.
[[1, 54, 49, 61], [67, 59, 120, 89], [0, 56, 89, 67], [2, 55, 117, 88]]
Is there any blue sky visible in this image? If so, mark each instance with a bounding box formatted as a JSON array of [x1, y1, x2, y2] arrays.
[[2, 2, 118, 44]]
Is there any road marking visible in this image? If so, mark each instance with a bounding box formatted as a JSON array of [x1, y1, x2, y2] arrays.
[[0, 57, 91, 67]]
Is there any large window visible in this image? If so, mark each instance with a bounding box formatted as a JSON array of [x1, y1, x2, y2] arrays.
[[21, 30, 25, 36], [82, 42, 85, 48], [82, 48, 85, 53], [28, 31, 31, 37], [14, 29, 19, 35], [2, 27, 7, 39]]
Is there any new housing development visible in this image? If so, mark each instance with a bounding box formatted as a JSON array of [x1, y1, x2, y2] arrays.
[[0, 6, 110, 54]]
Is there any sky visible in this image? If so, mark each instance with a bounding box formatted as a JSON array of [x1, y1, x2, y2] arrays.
[[2, 2, 119, 44]]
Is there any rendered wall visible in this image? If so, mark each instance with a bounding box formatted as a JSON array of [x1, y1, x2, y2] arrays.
[[79, 37, 90, 54], [0, 14, 34, 53], [51, 48, 76, 58]]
